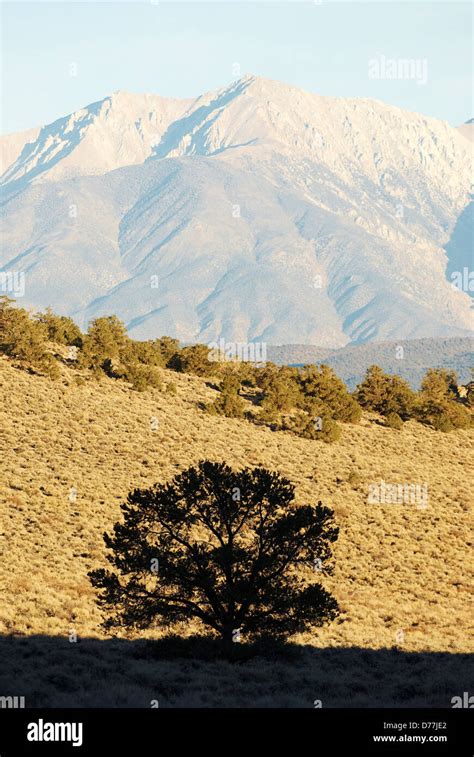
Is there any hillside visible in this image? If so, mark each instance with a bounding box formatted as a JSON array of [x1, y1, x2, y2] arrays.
[[268, 337, 474, 389], [0, 356, 472, 707], [1, 75, 472, 345]]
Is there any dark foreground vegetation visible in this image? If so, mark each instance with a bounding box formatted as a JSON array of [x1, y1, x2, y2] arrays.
[[89, 461, 339, 653], [0, 634, 471, 707]]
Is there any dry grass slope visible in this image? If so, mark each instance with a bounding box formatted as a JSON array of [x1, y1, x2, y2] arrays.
[[0, 356, 473, 707]]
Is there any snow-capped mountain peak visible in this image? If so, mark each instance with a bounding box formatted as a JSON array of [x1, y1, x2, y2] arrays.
[[1, 89, 193, 188], [0, 76, 472, 346]]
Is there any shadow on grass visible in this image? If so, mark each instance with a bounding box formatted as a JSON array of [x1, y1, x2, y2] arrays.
[[0, 634, 472, 708], [135, 634, 301, 662]]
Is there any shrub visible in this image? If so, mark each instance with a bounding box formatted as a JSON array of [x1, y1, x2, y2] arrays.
[[168, 344, 215, 377], [79, 316, 128, 375], [89, 461, 339, 652], [313, 416, 341, 443], [385, 412, 403, 430], [298, 364, 361, 423], [263, 379, 302, 414], [347, 471, 362, 487], [35, 308, 83, 347], [417, 369, 472, 430], [122, 363, 162, 392], [337, 396, 362, 423], [419, 398, 471, 432], [420, 368, 458, 403], [284, 411, 342, 443], [356, 365, 416, 419], [0, 297, 60, 378], [120, 339, 166, 368], [235, 361, 258, 387], [254, 362, 280, 392], [257, 365, 302, 419], [157, 337, 180, 366], [258, 403, 280, 425], [432, 414, 455, 433], [355, 364, 387, 409], [466, 384, 474, 408], [209, 374, 245, 418]]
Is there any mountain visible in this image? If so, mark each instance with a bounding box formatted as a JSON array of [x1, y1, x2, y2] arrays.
[[267, 336, 473, 389], [0, 125, 41, 175], [1, 75, 472, 347], [1, 91, 192, 189], [458, 117, 474, 143]]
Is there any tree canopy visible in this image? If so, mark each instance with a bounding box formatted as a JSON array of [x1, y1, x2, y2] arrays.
[[89, 461, 340, 651]]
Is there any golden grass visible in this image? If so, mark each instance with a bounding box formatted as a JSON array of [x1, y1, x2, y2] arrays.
[[1, 355, 472, 651], [0, 356, 472, 706]]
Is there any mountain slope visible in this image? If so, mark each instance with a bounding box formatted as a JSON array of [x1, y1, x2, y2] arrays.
[[267, 337, 474, 389], [0, 356, 472, 706], [458, 117, 474, 143], [1, 91, 192, 192], [0, 125, 41, 175], [1, 76, 472, 345]]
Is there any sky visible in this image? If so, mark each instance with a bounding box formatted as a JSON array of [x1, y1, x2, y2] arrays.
[[1, 0, 472, 134]]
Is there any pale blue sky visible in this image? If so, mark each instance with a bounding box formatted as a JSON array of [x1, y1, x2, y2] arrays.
[[1, 0, 472, 134]]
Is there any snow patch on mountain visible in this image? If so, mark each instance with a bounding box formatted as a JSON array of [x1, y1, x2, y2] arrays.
[[1, 76, 472, 346]]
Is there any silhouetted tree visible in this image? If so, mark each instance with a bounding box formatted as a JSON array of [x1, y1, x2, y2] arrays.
[[89, 461, 339, 652]]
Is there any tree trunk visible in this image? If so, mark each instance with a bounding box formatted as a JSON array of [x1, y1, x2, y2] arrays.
[[221, 625, 237, 659]]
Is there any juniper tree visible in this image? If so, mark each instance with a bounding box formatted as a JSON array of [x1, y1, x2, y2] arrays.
[[209, 374, 245, 418], [34, 307, 83, 347], [79, 315, 128, 375], [89, 461, 339, 651], [168, 344, 216, 376], [260, 370, 302, 414], [157, 336, 180, 366], [0, 296, 59, 378], [298, 364, 361, 423], [420, 368, 458, 403], [285, 410, 342, 443], [356, 365, 415, 419]]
